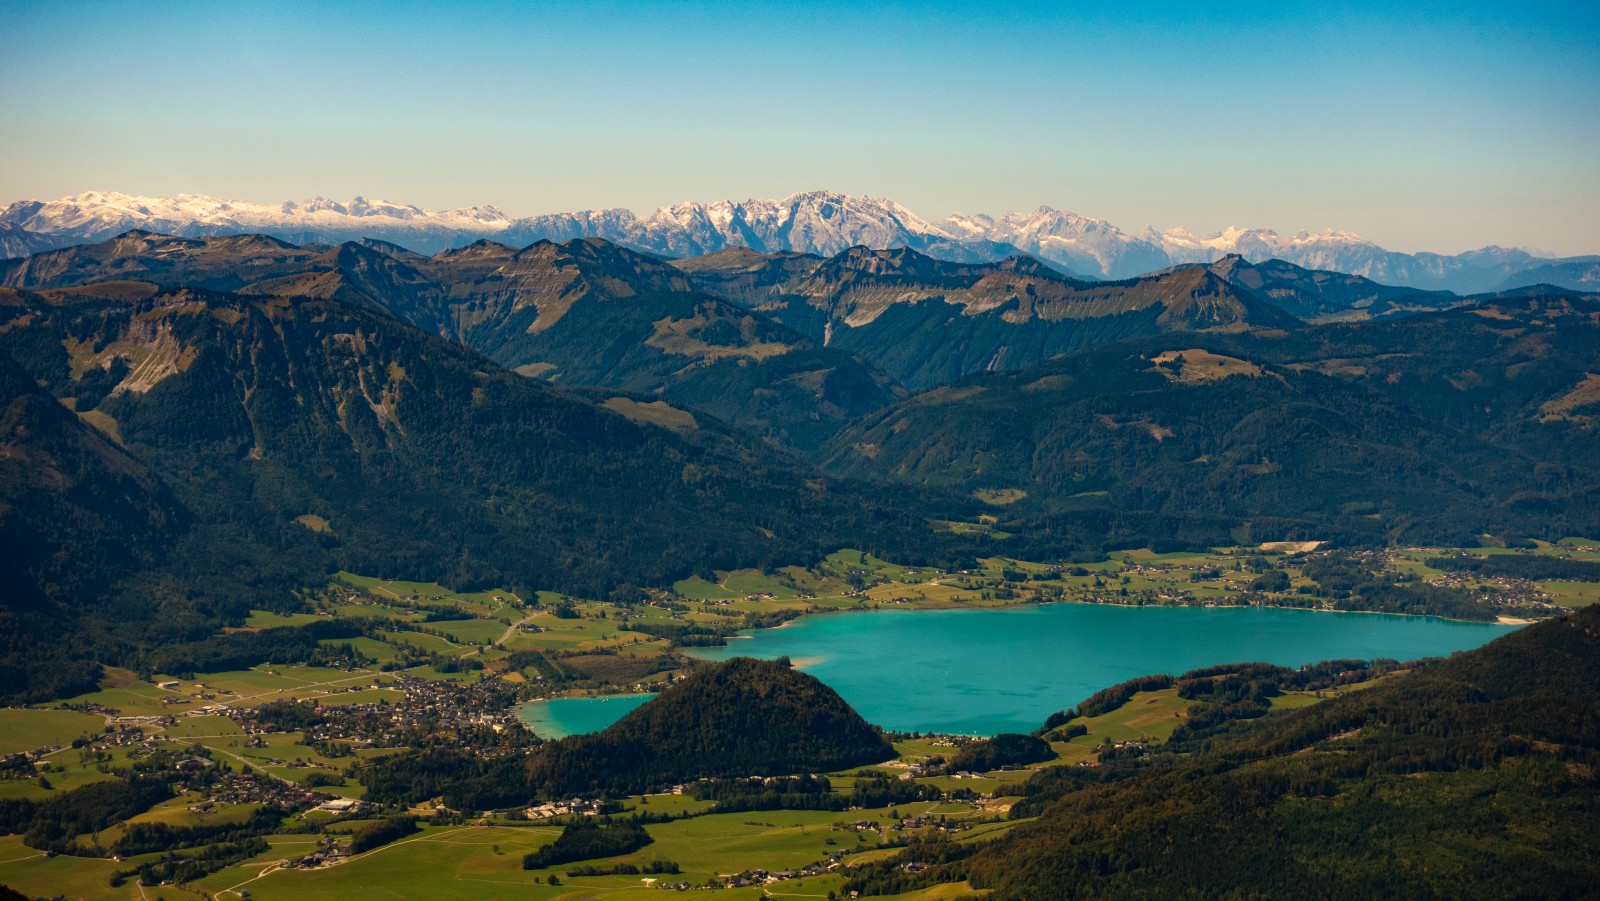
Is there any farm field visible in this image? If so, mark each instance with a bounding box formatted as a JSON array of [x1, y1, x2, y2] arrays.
[[1068, 688, 1193, 746], [14, 795, 1006, 901], [0, 708, 105, 755]]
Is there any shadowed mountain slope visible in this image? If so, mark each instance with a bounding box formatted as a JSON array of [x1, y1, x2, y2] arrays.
[[0, 282, 930, 590], [0, 344, 183, 699]]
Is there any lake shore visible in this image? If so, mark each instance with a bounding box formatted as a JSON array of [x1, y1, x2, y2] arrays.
[[524, 602, 1515, 737], [520, 593, 1539, 710]]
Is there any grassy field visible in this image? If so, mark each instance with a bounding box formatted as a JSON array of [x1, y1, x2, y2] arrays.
[[1067, 688, 1193, 748], [322, 635, 403, 662], [386, 630, 466, 654], [671, 576, 737, 600], [0, 708, 106, 755], [317, 687, 406, 707], [179, 798, 971, 901], [334, 573, 517, 610], [52, 683, 177, 717], [106, 794, 265, 851], [245, 609, 328, 629], [0, 746, 130, 802], [673, 568, 807, 601], [427, 617, 516, 645], [1537, 580, 1600, 607], [0, 835, 138, 901], [721, 569, 802, 599], [1268, 691, 1329, 710]]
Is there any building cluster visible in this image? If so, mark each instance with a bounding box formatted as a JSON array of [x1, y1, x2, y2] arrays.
[[226, 674, 524, 747], [834, 819, 881, 833], [722, 854, 845, 888], [1427, 571, 1565, 612], [519, 797, 604, 819], [312, 797, 370, 815], [205, 771, 321, 807], [279, 836, 349, 870], [889, 814, 971, 835]]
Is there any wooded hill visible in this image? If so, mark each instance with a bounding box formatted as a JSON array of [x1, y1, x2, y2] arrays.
[[360, 657, 893, 807], [524, 656, 892, 795]]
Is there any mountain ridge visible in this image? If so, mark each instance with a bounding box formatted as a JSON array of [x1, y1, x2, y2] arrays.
[[1, 231, 1473, 421], [0, 232, 907, 449], [821, 289, 1600, 545]]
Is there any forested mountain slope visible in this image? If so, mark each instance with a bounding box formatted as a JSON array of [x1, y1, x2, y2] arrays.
[[824, 291, 1600, 546], [0, 345, 183, 699]]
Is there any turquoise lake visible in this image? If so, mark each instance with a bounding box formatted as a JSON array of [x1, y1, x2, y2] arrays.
[[518, 693, 655, 739], [519, 603, 1516, 736]]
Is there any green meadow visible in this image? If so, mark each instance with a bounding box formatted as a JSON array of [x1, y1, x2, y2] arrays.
[[0, 708, 105, 755], [1068, 689, 1192, 746]]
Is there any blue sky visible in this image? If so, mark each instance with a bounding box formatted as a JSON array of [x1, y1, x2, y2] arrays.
[[2, 1, 1596, 253]]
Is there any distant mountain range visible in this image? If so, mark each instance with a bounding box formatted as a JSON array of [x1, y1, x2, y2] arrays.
[[3, 190, 1594, 293]]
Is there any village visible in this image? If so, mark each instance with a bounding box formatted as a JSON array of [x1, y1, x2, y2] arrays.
[[227, 674, 527, 748]]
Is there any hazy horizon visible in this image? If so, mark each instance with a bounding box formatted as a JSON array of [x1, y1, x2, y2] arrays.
[[3, 1, 1597, 255]]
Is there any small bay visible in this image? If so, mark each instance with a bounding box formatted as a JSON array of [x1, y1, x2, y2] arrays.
[[522, 603, 1516, 737], [517, 692, 653, 739]]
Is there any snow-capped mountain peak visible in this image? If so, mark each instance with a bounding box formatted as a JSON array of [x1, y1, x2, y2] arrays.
[[6, 190, 512, 239], [0, 188, 1581, 292], [935, 212, 997, 238]]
